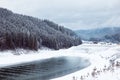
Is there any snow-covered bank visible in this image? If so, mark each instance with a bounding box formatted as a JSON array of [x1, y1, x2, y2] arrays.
[[52, 43, 120, 80], [0, 45, 89, 67], [0, 42, 119, 80]]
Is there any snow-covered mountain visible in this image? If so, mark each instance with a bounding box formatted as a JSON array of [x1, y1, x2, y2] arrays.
[[0, 8, 82, 51], [76, 27, 120, 43]]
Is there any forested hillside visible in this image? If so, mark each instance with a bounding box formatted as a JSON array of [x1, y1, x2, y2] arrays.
[[0, 8, 82, 51]]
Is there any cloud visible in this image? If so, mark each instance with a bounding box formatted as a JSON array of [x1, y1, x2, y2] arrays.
[[101, 16, 120, 27], [0, 0, 120, 30]]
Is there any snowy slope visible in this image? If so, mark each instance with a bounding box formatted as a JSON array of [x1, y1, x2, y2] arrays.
[[52, 42, 120, 80], [0, 42, 120, 80]]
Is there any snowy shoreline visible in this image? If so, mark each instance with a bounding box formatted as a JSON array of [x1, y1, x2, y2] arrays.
[[0, 42, 119, 80], [52, 43, 120, 80]]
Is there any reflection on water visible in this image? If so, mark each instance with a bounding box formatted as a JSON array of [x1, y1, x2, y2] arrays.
[[0, 56, 90, 80]]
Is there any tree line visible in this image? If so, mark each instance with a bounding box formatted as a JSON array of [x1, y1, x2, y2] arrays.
[[0, 8, 82, 51]]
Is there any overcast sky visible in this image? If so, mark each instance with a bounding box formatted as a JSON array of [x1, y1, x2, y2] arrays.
[[0, 0, 120, 30]]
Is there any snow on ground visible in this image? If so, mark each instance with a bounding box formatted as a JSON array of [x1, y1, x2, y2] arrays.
[[0, 42, 120, 80], [52, 42, 120, 80]]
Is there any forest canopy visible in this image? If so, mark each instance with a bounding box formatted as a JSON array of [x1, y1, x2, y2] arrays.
[[0, 8, 82, 50]]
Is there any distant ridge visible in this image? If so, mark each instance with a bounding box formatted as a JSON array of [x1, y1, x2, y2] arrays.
[[0, 8, 82, 51], [76, 27, 120, 43]]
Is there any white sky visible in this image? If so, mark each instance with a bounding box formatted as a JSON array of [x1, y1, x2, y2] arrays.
[[0, 0, 120, 30]]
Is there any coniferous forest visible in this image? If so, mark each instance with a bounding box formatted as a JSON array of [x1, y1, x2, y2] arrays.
[[0, 8, 82, 51]]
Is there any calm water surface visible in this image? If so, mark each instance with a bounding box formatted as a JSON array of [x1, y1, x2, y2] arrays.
[[0, 56, 90, 80]]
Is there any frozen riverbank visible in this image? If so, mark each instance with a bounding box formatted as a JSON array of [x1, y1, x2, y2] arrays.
[[0, 42, 119, 80]]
